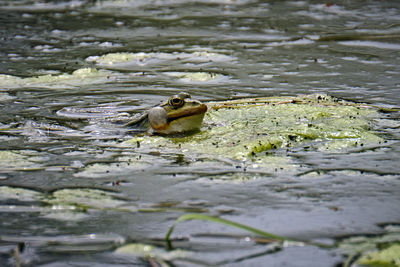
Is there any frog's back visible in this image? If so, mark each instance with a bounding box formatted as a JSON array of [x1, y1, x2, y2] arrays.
[[124, 112, 150, 130]]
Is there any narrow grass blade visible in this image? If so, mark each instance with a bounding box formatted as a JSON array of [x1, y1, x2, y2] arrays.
[[165, 213, 290, 246]]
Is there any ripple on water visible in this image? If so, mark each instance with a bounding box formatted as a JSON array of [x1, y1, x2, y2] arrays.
[[0, 0, 400, 265], [0, 1, 85, 11]]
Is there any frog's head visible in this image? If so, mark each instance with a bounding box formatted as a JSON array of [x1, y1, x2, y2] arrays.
[[148, 92, 207, 134]]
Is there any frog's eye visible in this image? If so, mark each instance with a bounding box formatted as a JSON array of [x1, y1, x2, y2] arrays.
[[168, 95, 185, 108]]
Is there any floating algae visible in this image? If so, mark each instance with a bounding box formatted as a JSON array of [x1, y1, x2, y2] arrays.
[[358, 244, 400, 267], [0, 68, 122, 89], [85, 51, 231, 82], [0, 186, 41, 202], [86, 51, 235, 66], [124, 94, 386, 176], [115, 243, 189, 264], [0, 150, 43, 170], [339, 225, 400, 267], [0, 185, 130, 221], [42, 188, 127, 210], [162, 71, 226, 83]]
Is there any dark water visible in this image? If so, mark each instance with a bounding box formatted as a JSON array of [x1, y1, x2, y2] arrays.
[[1, 0, 400, 266]]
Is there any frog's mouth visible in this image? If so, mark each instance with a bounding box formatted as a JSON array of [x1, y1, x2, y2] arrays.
[[167, 103, 208, 122]]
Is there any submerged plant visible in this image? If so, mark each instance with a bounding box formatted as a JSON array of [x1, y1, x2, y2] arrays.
[[165, 213, 332, 250]]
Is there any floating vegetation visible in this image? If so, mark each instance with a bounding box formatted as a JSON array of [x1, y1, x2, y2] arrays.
[[165, 213, 291, 245], [0, 68, 122, 89], [124, 94, 388, 177], [162, 71, 227, 83], [74, 159, 150, 178], [338, 225, 400, 267], [0, 186, 131, 220], [42, 188, 127, 211], [358, 244, 400, 267], [115, 243, 189, 266], [0, 185, 41, 202], [86, 51, 235, 66], [0, 150, 43, 170]]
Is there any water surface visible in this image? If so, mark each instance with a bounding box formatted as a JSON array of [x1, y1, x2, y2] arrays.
[[1, 0, 400, 266]]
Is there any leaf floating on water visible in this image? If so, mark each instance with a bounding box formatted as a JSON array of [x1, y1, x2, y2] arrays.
[[124, 94, 388, 178]]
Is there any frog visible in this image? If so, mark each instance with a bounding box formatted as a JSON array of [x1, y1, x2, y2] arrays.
[[125, 92, 208, 135]]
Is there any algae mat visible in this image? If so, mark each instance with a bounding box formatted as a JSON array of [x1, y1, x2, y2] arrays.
[[125, 94, 387, 177]]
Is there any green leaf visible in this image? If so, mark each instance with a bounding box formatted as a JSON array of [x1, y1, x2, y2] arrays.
[[166, 214, 290, 245]]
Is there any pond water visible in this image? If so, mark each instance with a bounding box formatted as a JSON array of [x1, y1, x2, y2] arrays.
[[1, 0, 400, 266]]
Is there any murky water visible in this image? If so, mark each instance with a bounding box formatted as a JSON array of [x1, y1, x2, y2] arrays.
[[1, 0, 400, 266]]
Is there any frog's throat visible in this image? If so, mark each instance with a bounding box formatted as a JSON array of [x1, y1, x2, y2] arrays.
[[167, 104, 207, 122]]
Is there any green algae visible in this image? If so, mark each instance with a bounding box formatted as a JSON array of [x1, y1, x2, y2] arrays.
[[85, 51, 230, 82], [0, 50, 232, 90], [74, 162, 142, 178], [0, 185, 127, 210], [42, 188, 127, 211], [124, 94, 384, 175], [0, 185, 130, 221], [40, 188, 132, 221], [163, 71, 225, 82], [74, 154, 154, 178], [0, 68, 118, 89], [0, 151, 30, 167], [0, 150, 42, 170], [86, 51, 234, 66], [115, 243, 189, 265], [339, 226, 400, 267], [358, 244, 400, 267], [0, 186, 41, 202], [86, 52, 149, 64]]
